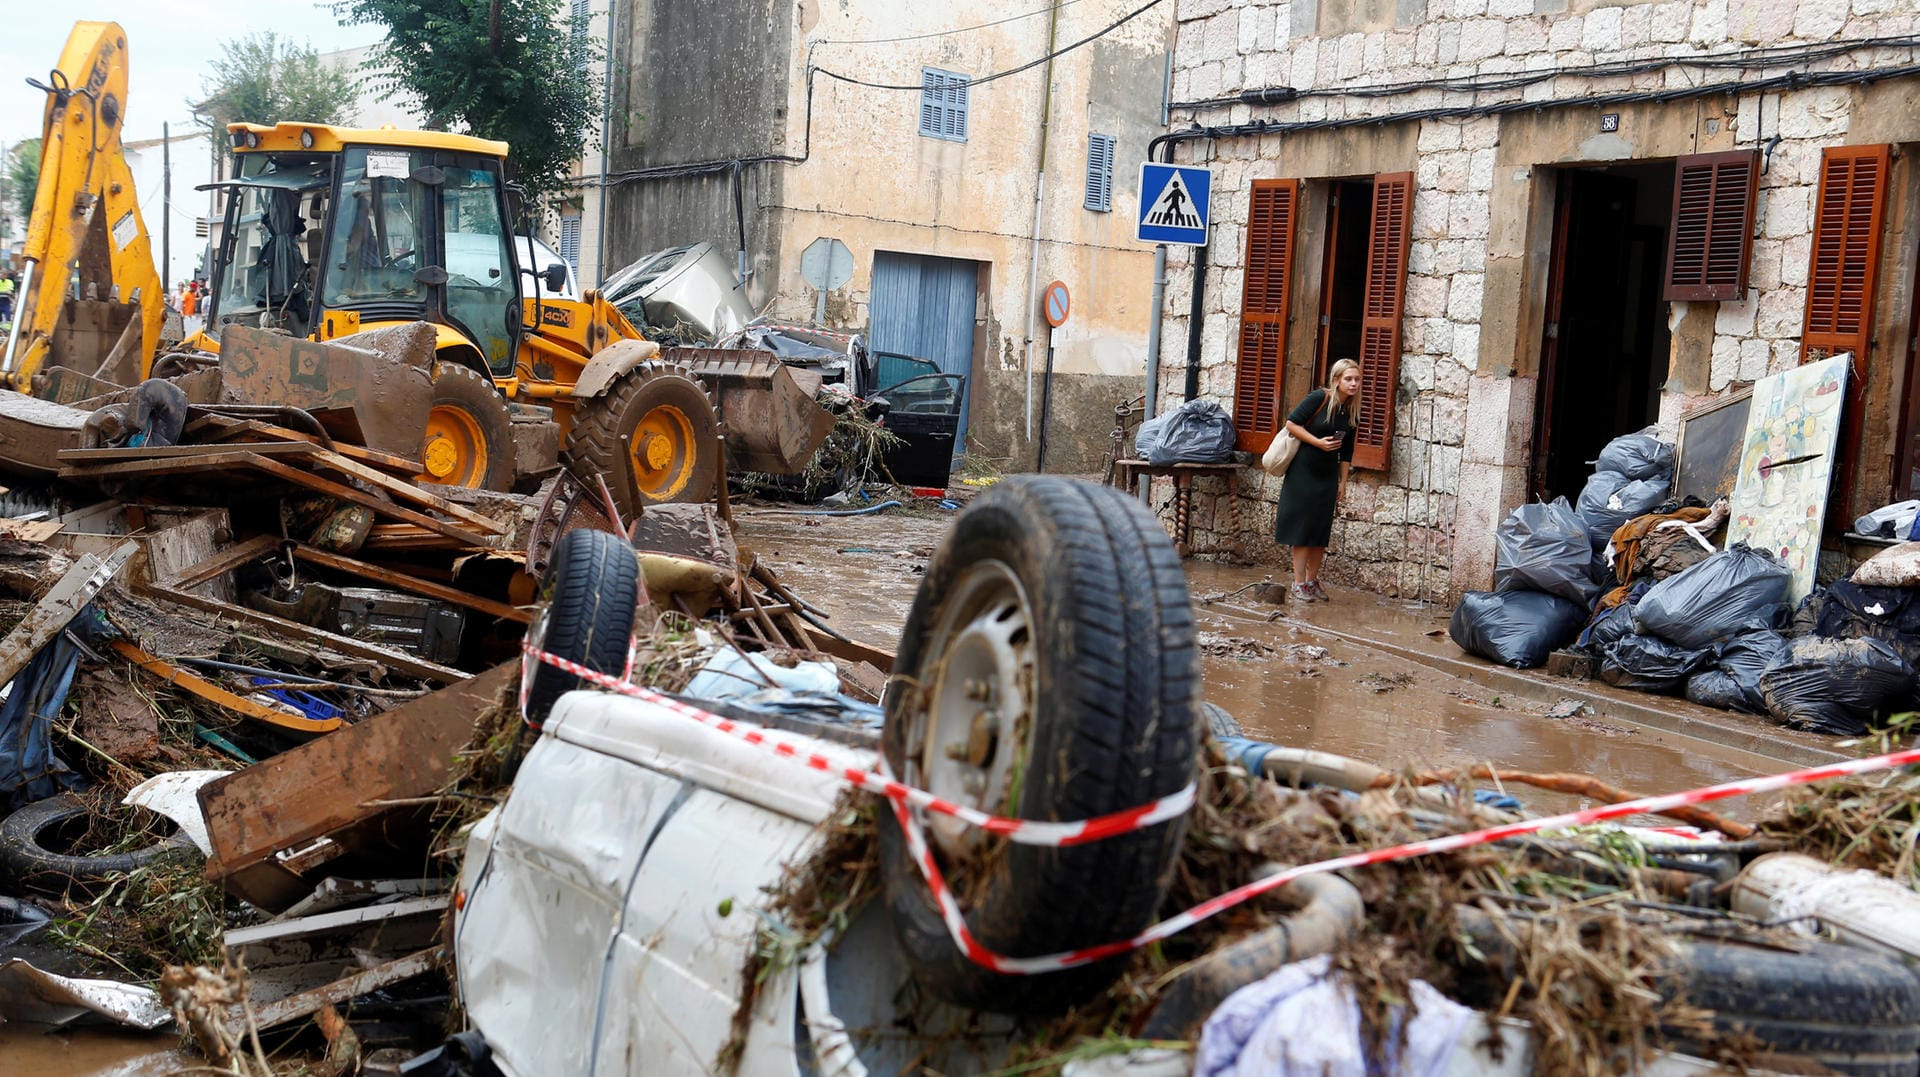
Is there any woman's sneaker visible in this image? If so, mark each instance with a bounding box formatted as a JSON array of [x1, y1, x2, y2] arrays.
[[1291, 583, 1315, 604], [1306, 581, 1331, 602]]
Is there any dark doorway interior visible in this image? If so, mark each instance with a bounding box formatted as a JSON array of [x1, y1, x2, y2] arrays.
[[1533, 162, 1676, 501], [1315, 179, 1374, 382]]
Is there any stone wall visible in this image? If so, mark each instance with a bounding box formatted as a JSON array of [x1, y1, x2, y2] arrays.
[[1161, 0, 1920, 600]]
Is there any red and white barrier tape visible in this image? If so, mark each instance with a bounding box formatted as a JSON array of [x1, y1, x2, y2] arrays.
[[525, 646, 1920, 975], [522, 647, 1196, 845]]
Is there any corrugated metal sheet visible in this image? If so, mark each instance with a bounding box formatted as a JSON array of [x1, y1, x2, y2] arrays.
[[870, 251, 979, 448]]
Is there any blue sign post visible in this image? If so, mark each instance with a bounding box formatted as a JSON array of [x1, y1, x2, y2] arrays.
[[1137, 163, 1212, 246]]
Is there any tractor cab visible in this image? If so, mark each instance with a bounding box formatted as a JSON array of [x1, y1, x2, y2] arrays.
[[205, 124, 524, 375]]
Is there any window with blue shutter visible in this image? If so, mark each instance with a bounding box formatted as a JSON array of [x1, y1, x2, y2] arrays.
[[559, 216, 582, 273], [919, 69, 970, 142], [1085, 133, 1116, 212], [571, 0, 591, 71]]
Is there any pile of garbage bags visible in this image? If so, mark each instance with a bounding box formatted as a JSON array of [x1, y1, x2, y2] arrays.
[[1135, 400, 1237, 466], [1453, 429, 1920, 737]]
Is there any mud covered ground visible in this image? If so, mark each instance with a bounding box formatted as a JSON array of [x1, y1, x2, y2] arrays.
[[733, 501, 1788, 819]]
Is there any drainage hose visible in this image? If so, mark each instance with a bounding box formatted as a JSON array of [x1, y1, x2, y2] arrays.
[[1138, 870, 1365, 1039]]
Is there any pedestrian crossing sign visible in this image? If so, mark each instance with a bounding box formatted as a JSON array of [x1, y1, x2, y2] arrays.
[[1137, 163, 1211, 245]]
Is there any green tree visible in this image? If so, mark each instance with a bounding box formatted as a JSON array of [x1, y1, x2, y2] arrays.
[[4, 139, 41, 231], [195, 33, 360, 167], [333, 0, 599, 205]]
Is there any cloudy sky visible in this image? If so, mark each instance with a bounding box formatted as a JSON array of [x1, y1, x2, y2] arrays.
[[2, 4, 376, 149]]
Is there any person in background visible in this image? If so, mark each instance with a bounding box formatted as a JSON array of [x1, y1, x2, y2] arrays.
[[0, 272, 14, 330], [1273, 359, 1360, 602]]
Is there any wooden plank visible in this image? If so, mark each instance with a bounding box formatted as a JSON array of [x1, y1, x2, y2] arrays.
[[230, 948, 439, 1034], [292, 544, 531, 624], [188, 416, 424, 475], [0, 518, 65, 543], [57, 442, 320, 462], [57, 449, 278, 479], [0, 544, 137, 687], [297, 448, 505, 535], [244, 455, 494, 546], [168, 534, 281, 591], [197, 664, 510, 896], [112, 639, 343, 734], [143, 583, 466, 684]]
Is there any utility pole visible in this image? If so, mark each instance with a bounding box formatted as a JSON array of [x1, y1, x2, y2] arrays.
[[161, 123, 172, 295]]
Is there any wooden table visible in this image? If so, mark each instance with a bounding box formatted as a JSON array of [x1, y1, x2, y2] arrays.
[[1109, 459, 1240, 556]]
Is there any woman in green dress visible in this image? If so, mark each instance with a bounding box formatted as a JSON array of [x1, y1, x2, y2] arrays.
[[1273, 359, 1360, 602]]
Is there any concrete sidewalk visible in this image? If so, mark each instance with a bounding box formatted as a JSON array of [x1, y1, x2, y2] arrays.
[[1188, 572, 1852, 770]]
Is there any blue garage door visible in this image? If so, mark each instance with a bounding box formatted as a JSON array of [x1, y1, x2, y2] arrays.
[[869, 251, 979, 449]]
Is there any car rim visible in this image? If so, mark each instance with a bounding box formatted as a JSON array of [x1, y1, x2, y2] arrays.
[[628, 403, 696, 501], [911, 559, 1035, 859], [421, 404, 488, 485]]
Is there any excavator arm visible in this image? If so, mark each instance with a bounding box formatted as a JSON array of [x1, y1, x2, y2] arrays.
[[2, 21, 163, 391]]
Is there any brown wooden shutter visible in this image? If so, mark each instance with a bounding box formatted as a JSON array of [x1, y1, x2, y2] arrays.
[[1803, 144, 1890, 364], [1802, 144, 1891, 522], [1352, 172, 1413, 472], [1233, 179, 1299, 453], [1664, 150, 1759, 301]]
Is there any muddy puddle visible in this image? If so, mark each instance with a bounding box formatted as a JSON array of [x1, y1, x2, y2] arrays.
[[737, 503, 1792, 819], [0, 1025, 191, 1075]]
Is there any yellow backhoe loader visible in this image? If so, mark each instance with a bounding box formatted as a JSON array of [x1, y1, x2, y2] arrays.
[[3, 22, 164, 393], [5, 21, 831, 517]]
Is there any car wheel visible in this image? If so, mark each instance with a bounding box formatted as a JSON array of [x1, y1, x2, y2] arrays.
[[877, 476, 1199, 1014]]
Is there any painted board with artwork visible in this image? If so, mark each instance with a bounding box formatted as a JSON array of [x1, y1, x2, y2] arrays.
[[1725, 354, 1850, 604]]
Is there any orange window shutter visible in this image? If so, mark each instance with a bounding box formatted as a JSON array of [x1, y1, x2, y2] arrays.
[[1665, 150, 1759, 302], [1352, 172, 1413, 472], [1803, 144, 1890, 364], [1802, 144, 1890, 523], [1232, 179, 1299, 453]]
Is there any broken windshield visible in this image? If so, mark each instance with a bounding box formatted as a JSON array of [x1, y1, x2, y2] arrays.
[[210, 154, 330, 334], [322, 147, 431, 309]]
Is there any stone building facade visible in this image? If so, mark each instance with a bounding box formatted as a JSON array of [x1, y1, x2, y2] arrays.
[[603, 0, 1173, 472], [1159, 0, 1920, 599]]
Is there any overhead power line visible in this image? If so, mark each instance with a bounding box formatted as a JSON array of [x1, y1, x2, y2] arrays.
[[813, 0, 1167, 92]]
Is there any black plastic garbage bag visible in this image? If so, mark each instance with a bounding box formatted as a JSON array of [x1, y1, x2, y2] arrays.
[[1710, 628, 1790, 714], [1632, 544, 1792, 650], [1576, 471, 1671, 549], [1135, 400, 1236, 466], [1599, 634, 1713, 693], [1594, 432, 1676, 482], [1814, 579, 1920, 671], [1759, 637, 1915, 736], [1578, 600, 1639, 655], [1449, 590, 1587, 669], [1495, 498, 1598, 604], [1686, 670, 1747, 711]]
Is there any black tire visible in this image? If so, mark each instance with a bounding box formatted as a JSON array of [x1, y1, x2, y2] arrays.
[[0, 796, 199, 893], [420, 363, 515, 490], [519, 528, 641, 729], [877, 476, 1199, 1015], [1201, 701, 1244, 739], [1662, 939, 1920, 1075], [565, 361, 719, 520]]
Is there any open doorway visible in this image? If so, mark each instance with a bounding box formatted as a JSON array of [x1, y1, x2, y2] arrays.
[[1532, 162, 1676, 500], [1314, 179, 1374, 381]]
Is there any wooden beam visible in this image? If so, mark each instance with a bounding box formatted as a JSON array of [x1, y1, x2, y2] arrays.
[[298, 449, 504, 534], [111, 639, 342, 734], [244, 455, 492, 546], [292, 544, 530, 624], [167, 534, 281, 590], [142, 583, 466, 684]]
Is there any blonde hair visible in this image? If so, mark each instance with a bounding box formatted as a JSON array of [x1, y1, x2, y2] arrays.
[[1322, 358, 1361, 419]]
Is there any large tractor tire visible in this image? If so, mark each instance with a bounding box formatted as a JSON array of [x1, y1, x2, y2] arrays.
[[418, 363, 515, 490], [566, 361, 719, 519]]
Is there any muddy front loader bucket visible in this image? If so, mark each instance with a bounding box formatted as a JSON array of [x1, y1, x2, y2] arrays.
[[670, 349, 835, 476]]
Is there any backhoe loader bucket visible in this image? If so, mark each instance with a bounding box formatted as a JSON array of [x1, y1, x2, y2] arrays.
[[671, 349, 835, 476]]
